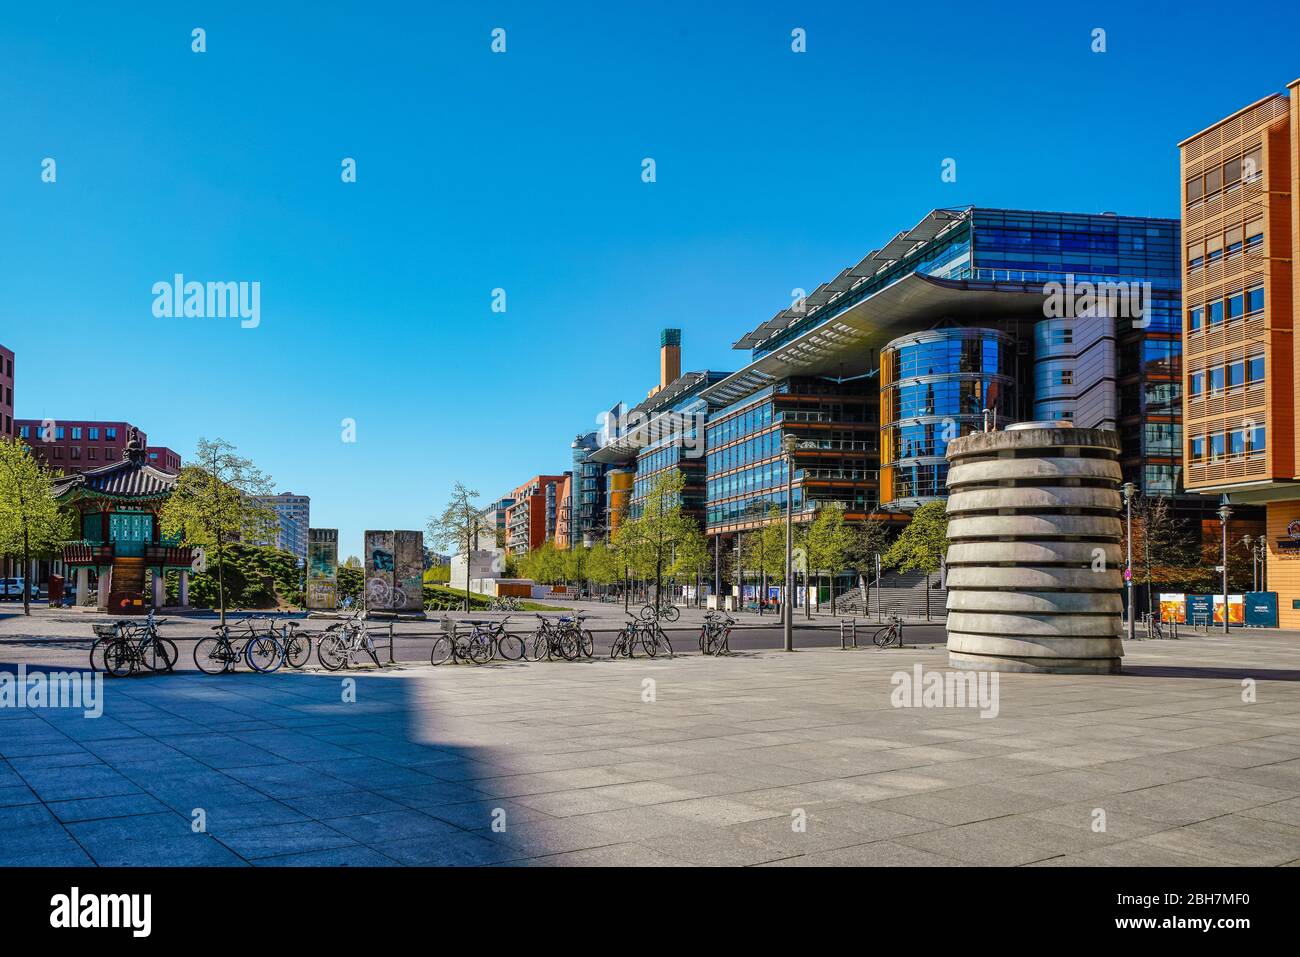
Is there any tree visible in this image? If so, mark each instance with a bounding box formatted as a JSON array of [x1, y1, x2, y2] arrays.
[[613, 471, 702, 607], [883, 501, 948, 575], [740, 506, 787, 605], [427, 482, 489, 611], [845, 514, 893, 612], [343, 555, 362, 569], [0, 438, 76, 615], [805, 502, 852, 614], [158, 438, 276, 625], [585, 541, 622, 589]]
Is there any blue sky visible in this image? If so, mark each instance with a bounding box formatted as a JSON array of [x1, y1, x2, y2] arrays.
[[1, 1, 1294, 559]]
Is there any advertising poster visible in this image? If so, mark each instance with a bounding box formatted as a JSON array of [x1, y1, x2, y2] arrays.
[[306, 528, 338, 610], [1158, 593, 1186, 623], [1211, 594, 1245, 625]]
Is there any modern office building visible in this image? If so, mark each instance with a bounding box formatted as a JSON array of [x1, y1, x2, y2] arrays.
[[590, 330, 728, 528], [0, 345, 13, 440], [17, 420, 149, 474], [559, 431, 611, 547], [251, 492, 311, 561], [698, 206, 1186, 554], [478, 497, 514, 549], [505, 475, 567, 555], [1180, 81, 1299, 622]]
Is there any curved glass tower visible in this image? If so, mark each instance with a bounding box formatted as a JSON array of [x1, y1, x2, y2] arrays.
[[879, 327, 1017, 510]]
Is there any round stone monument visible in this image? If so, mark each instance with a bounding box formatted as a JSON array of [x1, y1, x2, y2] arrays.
[[943, 422, 1124, 674]]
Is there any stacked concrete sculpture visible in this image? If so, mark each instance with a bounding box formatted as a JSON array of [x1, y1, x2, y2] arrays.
[[944, 423, 1124, 674]]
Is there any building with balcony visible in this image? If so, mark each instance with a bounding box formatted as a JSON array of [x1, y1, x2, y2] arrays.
[[251, 492, 311, 561], [505, 475, 567, 555], [1179, 81, 1299, 622]]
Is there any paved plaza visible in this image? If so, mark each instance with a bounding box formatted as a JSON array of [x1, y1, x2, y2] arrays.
[[2, 608, 1299, 867]]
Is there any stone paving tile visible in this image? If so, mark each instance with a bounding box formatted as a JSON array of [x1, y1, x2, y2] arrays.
[[215, 820, 358, 860], [18, 764, 144, 803], [503, 843, 694, 867], [758, 839, 962, 867], [1136, 815, 1300, 865], [1237, 797, 1300, 827], [253, 845, 402, 867], [321, 809, 458, 844], [371, 831, 519, 866], [872, 784, 1059, 826], [46, 794, 172, 824]]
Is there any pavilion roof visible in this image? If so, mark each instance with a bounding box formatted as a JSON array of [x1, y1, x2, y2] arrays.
[[51, 456, 179, 502]]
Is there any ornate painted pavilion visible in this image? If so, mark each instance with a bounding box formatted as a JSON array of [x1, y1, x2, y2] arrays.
[[51, 430, 193, 614]]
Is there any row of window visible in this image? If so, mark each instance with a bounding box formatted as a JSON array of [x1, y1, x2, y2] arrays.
[[1189, 426, 1267, 462], [18, 425, 119, 441], [34, 445, 120, 462], [1186, 285, 1265, 332], [1187, 355, 1265, 398], [706, 460, 792, 504], [1186, 217, 1264, 269], [706, 487, 805, 527], [706, 430, 782, 476], [1185, 147, 1263, 206], [882, 379, 1014, 422], [705, 400, 774, 449]]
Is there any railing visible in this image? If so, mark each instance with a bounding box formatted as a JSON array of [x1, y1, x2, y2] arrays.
[[144, 545, 194, 566], [798, 469, 879, 482], [63, 541, 114, 564], [791, 438, 877, 453]]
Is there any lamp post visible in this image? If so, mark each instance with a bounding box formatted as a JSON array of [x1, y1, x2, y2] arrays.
[[1218, 502, 1233, 634], [1242, 535, 1257, 593], [783, 433, 797, 652], [1122, 482, 1135, 641]]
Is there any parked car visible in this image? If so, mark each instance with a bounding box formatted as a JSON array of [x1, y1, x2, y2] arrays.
[[0, 578, 45, 602]]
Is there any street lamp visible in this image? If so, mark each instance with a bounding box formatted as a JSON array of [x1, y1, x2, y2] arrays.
[[1218, 501, 1233, 635], [1242, 535, 1258, 593], [1121, 482, 1135, 641], [783, 433, 797, 652]]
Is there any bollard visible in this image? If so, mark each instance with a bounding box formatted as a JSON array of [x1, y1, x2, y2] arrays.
[[851, 618, 857, 649], [839, 620, 847, 650], [388, 621, 396, 664]]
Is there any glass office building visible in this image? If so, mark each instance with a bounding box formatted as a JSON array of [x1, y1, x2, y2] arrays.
[[880, 328, 1017, 509]]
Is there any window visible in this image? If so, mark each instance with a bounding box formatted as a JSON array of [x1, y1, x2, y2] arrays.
[[1187, 176, 1204, 203], [1246, 217, 1264, 250], [88, 448, 97, 460], [1247, 354, 1265, 383], [70, 446, 81, 460], [1205, 166, 1222, 195], [71, 427, 81, 440], [19, 425, 28, 438], [1224, 156, 1242, 188], [53, 446, 63, 459], [1249, 425, 1266, 454], [55, 427, 65, 439], [88, 427, 99, 440], [1206, 233, 1223, 263], [1208, 300, 1224, 325], [1226, 361, 1245, 389], [1053, 370, 1073, 386], [1227, 292, 1244, 321], [1208, 367, 1225, 393], [1188, 305, 1204, 331], [1228, 429, 1246, 457], [1225, 225, 1243, 257], [1187, 240, 1204, 269], [1190, 435, 1205, 461], [1188, 371, 1205, 397], [1244, 146, 1263, 183], [106, 428, 117, 440], [1246, 285, 1265, 315], [1209, 433, 1226, 461]]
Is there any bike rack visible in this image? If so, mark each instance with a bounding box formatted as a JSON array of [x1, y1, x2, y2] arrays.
[[838, 619, 858, 649]]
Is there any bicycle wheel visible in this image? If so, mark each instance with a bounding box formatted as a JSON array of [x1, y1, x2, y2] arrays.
[[89, 636, 110, 673], [496, 634, 525, 661], [193, 636, 233, 674], [640, 630, 659, 658], [466, 635, 494, 665], [557, 631, 580, 661], [317, 634, 348, 671], [104, 640, 135, 678], [639, 605, 655, 622], [149, 638, 180, 672], [872, 627, 894, 649], [611, 630, 629, 659], [285, 634, 313, 669], [246, 635, 284, 673], [430, 636, 454, 665], [529, 631, 551, 661], [663, 605, 680, 622], [579, 630, 595, 658], [657, 630, 674, 658]]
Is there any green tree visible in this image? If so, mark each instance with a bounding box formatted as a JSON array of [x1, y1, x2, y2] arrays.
[[613, 471, 703, 607], [883, 500, 949, 575], [0, 438, 76, 615], [585, 541, 621, 589], [561, 544, 587, 590], [158, 437, 276, 626], [427, 482, 489, 611], [337, 565, 363, 606], [805, 501, 852, 614]]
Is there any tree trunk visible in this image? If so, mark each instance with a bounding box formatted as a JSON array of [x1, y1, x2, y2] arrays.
[[21, 527, 30, 617], [829, 572, 836, 616], [217, 533, 227, 626]]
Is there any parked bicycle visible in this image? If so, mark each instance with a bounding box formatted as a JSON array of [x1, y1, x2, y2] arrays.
[[611, 616, 674, 659], [278, 620, 314, 668], [872, 615, 904, 649], [529, 613, 593, 661], [1143, 613, 1179, 640], [193, 614, 284, 675], [639, 600, 680, 623], [699, 612, 735, 656], [430, 620, 496, 665], [488, 596, 524, 612], [317, 608, 382, 670], [95, 609, 179, 677]]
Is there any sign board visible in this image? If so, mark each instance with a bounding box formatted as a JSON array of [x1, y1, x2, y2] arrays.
[[1244, 591, 1278, 628], [1211, 594, 1245, 625], [1158, 593, 1186, 624]]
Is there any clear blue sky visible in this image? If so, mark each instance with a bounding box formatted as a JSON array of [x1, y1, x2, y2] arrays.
[[1, 1, 1293, 559]]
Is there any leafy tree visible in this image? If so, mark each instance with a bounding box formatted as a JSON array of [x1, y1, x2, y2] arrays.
[[0, 438, 76, 615], [423, 564, 451, 585], [846, 515, 892, 580], [805, 501, 852, 614], [158, 438, 276, 625], [613, 471, 702, 606], [178, 542, 301, 609], [342, 555, 362, 569], [337, 565, 363, 606], [560, 545, 587, 589], [883, 500, 949, 575], [427, 482, 490, 611], [585, 541, 622, 588]]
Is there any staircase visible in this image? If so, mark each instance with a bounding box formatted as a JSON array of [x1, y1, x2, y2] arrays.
[[107, 557, 149, 614], [835, 570, 948, 621]]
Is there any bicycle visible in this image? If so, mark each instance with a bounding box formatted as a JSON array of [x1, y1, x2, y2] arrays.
[[611, 616, 674, 659], [430, 620, 496, 665], [488, 596, 524, 612], [529, 614, 587, 661], [872, 615, 904, 649], [639, 601, 680, 623], [1143, 613, 1179, 640], [699, 612, 736, 656], [317, 609, 383, 670], [97, 610, 179, 677], [193, 615, 284, 675], [278, 620, 314, 668]]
